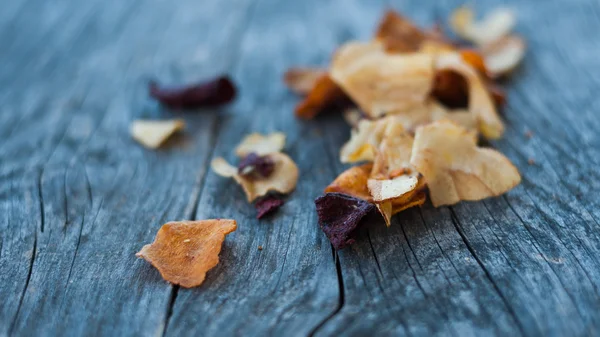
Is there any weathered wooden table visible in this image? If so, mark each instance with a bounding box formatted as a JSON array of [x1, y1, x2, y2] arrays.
[[1, 0, 599, 335]]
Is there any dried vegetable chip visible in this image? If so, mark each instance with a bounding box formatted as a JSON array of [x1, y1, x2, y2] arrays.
[[410, 120, 521, 207], [435, 52, 504, 139], [295, 74, 348, 119], [324, 163, 373, 201], [375, 10, 448, 52], [315, 193, 376, 250], [343, 108, 364, 128], [482, 35, 525, 78], [238, 153, 275, 178], [212, 152, 298, 202], [149, 76, 236, 109], [284, 68, 327, 95], [136, 220, 237, 288], [255, 195, 285, 219], [450, 6, 516, 46], [330, 41, 435, 118], [368, 175, 419, 202], [235, 132, 286, 157], [130, 119, 185, 149]]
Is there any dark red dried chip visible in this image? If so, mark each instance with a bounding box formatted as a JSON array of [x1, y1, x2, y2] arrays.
[[315, 193, 376, 250], [255, 195, 285, 219], [237, 153, 275, 178], [149, 76, 236, 109]]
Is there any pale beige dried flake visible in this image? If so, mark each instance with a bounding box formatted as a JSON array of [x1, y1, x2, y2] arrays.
[[235, 132, 286, 157], [435, 53, 504, 139], [330, 41, 435, 118], [368, 174, 419, 202], [130, 119, 185, 149], [482, 35, 526, 78], [410, 120, 521, 207], [284, 68, 327, 95], [340, 117, 389, 163], [370, 120, 414, 177], [136, 219, 237, 288], [211, 152, 298, 202], [450, 6, 516, 46]]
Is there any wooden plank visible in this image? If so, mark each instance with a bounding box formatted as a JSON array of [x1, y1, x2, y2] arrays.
[[314, 0, 600, 336], [1, 0, 257, 335], [161, 0, 351, 335]]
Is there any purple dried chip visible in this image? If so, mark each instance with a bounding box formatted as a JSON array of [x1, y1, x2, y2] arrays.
[[255, 195, 285, 219], [149, 76, 236, 109], [238, 153, 275, 178], [315, 193, 376, 250]]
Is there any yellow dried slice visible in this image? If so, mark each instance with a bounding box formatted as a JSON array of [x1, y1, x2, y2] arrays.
[[340, 117, 389, 163], [330, 41, 435, 118], [130, 119, 185, 149], [410, 120, 521, 207], [435, 53, 503, 139], [235, 132, 286, 157], [450, 6, 516, 46], [136, 220, 237, 288], [212, 152, 299, 202], [482, 35, 526, 78], [284, 68, 327, 95]]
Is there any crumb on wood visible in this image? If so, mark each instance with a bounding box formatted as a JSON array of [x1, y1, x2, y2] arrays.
[[258, 245, 263, 251], [525, 130, 533, 139], [528, 158, 535, 165]]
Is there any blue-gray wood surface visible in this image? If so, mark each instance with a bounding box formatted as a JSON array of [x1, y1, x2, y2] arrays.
[[1, 0, 599, 336]]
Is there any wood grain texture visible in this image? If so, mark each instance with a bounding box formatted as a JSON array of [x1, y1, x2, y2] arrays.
[[1, 0, 600, 336]]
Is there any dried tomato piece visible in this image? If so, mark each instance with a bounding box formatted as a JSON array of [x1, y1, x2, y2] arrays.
[[149, 76, 236, 109], [238, 153, 275, 178], [255, 195, 285, 219], [315, 193, 376, 250]]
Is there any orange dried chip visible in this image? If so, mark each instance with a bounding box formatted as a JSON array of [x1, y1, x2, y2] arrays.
[[284, 68, 327, 95], [460, 49, 488, 75], [136, 220, 237, 288], [295, 74, 347, 119], [392, 190, 426, 215], [325, 163, 373, 201]]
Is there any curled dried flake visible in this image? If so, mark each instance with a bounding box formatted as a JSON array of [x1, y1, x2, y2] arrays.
[[330, 41, 435, 118], [211, 157, 238, 177], [324, 164, 373, 201], [238, 153, 275, 178], [410, 120, 521, 207], [343, 108, 363, 128], [315, 193, 376, 250], [368, 175, 419, 202], [149, 76, 236, 109], [130, 119, 185, 149], [450, 6, 516, 46], [340, 117, 388, 163], [295, 74, 348, 119], [237, 153, 299, 202], [136, 220, 237, 288], [284, 68, 327, 95], [482, 35, 525, 78], [255, 195, 284, 219], [435, 53, 503, 139], [370, 120, 414, 177], [235, 132, 286, 157]]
